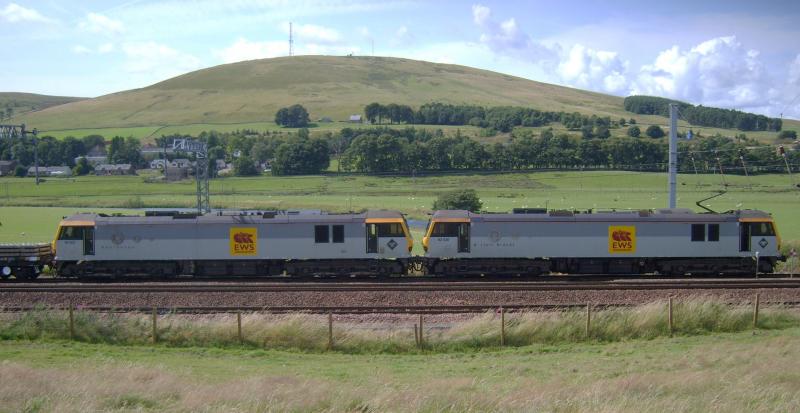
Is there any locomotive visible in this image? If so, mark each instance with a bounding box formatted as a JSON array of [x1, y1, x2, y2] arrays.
[[54, 210, 413, 277], [422, 208, 782, 275], [2, 207, 784, 279]]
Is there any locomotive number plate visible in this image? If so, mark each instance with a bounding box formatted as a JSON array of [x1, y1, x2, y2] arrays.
[[608, 226, 636, 254]]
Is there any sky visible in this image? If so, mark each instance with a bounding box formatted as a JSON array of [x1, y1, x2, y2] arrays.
[[2, 0, 800, 118]]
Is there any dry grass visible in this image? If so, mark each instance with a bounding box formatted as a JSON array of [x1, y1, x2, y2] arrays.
[[2, 297, 798, 354], [2, 328, 800, 412]]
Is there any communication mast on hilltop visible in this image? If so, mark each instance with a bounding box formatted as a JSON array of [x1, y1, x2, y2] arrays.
[[289, 22, 293, 56]]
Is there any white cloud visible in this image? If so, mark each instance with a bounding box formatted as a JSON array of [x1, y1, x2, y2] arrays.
[[79, 12, 124, 35], [0, 3, 54, 23], [472, 4, 626, 94], [393, 25, 414, 46], [632, 36, 773, 109], [287, 23, 342, 44], [558, 44, 629, 94], [216, 38, 288, 63], [358, 26, 372, 40], [72, 45, 92, 55], [98, 43, 115, 54], [122, 42, 202, 77]]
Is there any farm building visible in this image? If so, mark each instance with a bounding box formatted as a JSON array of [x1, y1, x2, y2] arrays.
[[95, 164, 136, 175], [27, 166, 72, 177], [349, 114, 362, 123], [0, 160, 17, 176]]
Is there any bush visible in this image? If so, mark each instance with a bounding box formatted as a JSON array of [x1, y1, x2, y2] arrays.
[[13, 165, 26, 177], [778, 130, 797, 140], [646, 125, 665, 138], [433, 189, 482, 212], [627, 125, 641, 137], [233, 157, 259, 176]]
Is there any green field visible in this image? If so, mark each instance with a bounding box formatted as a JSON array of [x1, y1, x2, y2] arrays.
[[1, 170, 799, 242], [38, 121, 486, 143], [2, 326, 799, 412]]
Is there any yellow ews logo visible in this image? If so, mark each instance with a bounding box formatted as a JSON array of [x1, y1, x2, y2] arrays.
[[608, 226, 636, 253], [230, 227, 257, 256]]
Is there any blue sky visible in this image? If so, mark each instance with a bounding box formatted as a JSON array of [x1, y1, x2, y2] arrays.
[[2, 0, 799, 118]]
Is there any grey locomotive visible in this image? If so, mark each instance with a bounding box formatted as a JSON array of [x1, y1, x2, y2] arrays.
[[54, 210, 413, 277], [422, 208, 782, 275]]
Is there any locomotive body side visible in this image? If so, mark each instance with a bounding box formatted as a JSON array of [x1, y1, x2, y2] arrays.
[[423, 209, 781, 275], [54, 210, 412, 277]]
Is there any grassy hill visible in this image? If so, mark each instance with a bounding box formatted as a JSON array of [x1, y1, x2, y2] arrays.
[[13, 55, 799, 140], [1, 92, 86, 121], [18, 55, 669, 131]]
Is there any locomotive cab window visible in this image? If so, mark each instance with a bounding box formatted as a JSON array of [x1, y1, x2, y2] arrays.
[[58, 226, 84, 240], [431, 222, 460, 237], [750, 222, 775, 236], [314, 225, 329, 243], [332, 225, 344, 243], [691, 224, 705, 242], [376, 223, 404, 237]]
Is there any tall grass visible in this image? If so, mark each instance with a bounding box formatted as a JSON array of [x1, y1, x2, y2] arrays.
[[1, 298, 798, 353]]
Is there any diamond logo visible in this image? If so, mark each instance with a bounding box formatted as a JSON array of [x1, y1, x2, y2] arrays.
[[387, 239, 398, 250], [758, 238, 768, 248]]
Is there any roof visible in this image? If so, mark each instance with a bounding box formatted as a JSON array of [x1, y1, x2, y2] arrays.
[[431, 209, 771, 223], [95, 164, 133, 170], [61, 210, 405, 226]]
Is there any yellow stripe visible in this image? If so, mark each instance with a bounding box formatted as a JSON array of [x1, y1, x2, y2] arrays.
[[59, 220, 95, 227]]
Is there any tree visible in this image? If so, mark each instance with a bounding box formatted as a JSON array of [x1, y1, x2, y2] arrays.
[[618, 118, 627, 127], [433, 189, 482, 212], [581, 125, 594, 139], [275, 104, 310, 128], [73, 157, 94, 176], [364, 102, 382, 124], [594, 126, 611, 139], [629, 118, 636, 125], [778, 130, 797, 140], [271, 139, 330, 175], [627, 125, 641, 137], [233, 157, 259, 176], [645, 125, 665, 139]]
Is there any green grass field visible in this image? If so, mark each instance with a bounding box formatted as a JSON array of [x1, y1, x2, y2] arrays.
[[2, 326, 799, 412], [1, 171, 798, 245], [38, 121, 486, 143]]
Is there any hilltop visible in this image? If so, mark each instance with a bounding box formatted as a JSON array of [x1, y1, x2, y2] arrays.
[[18, 55, 665, 131], [1, 92, 86, 121]]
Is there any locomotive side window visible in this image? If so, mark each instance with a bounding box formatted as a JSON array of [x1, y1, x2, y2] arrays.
[[750, 222, 775, 236], [314, 225, 329, 243], [431, 223, 460, 237], [708, 224, 720, 242], [332, 225, 344, 243], [691, 224, 705, 242]]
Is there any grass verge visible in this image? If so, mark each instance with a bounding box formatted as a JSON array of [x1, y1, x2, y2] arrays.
[[2, 298, 798, 353]]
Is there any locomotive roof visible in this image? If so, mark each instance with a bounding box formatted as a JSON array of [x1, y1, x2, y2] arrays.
[[431, 209, 772, 222], [60, 210, 405, 225]]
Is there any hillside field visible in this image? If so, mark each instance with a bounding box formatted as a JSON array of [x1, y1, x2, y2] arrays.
[[12, 56, 680, 131], [1, 171, 798, 246]]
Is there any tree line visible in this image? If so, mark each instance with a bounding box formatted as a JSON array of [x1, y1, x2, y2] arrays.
[[337, 127, 799, 174], [623, 96, 782, 132]]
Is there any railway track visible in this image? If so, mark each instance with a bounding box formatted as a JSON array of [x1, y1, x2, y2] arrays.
[[2, 278, 800, 293]]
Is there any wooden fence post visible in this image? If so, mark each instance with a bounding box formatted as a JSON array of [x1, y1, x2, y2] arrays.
[[500, 307, 505, 347], [237, 312, 243, 344], [418, 314, 424, 348], [414, 324, 419, 347], [585, 304, 591, 338], [151, 307, 158, 344], [327, 312, 333, 350], [753, 293, 760, 330], [68, 303, 74, 340], [668, 297, 673, 337]]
